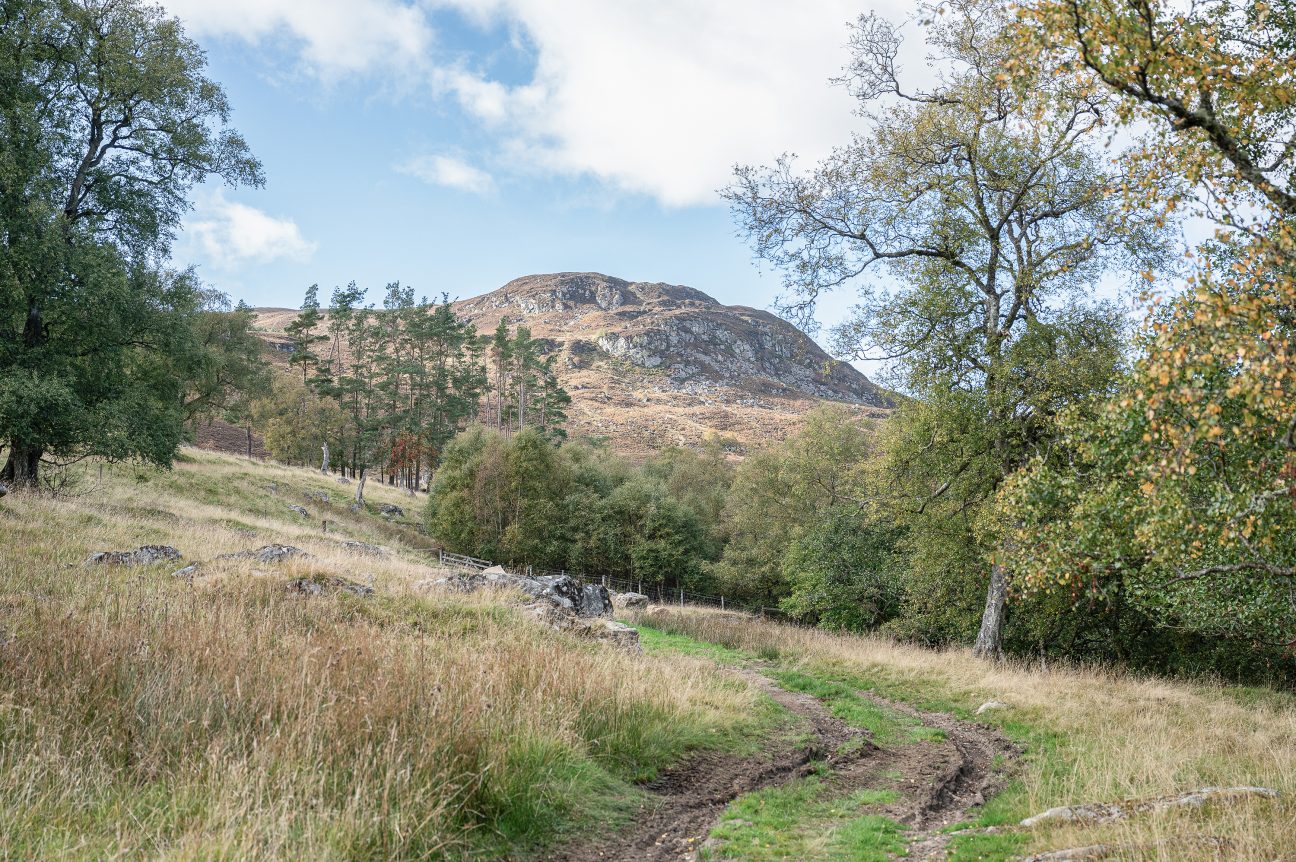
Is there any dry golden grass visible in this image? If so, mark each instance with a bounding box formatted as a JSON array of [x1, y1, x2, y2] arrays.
[[0, 450, 762, 860], [638, 607, 1296, 861]]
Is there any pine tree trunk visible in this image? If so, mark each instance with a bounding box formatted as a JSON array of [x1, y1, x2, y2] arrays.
[[355, 468, 367, 506], [972, 560, 1008, 660]]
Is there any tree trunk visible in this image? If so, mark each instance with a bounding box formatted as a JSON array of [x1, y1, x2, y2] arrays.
[[245, 424, 253, 460], [2, 440, 42, 488], [321, 442, 329, 474], [355, 467, 367, 506], [972, 560, 1008, 660]]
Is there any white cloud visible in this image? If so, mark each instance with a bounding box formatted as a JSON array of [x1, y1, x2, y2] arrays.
[[165, 0, 916, 206], [161, 0, 433, 78], [432, 0, 904, 206], [185, 191, 317, 269], [396, 153, 497, 194]]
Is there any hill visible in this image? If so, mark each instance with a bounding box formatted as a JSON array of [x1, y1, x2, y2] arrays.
[[0, 451, 1290, 859], [252, 273, 892, 459]]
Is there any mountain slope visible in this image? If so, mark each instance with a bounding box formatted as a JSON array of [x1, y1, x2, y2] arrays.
[[253, 272, 891, 459]]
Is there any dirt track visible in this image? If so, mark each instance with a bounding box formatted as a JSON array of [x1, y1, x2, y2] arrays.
[[545, 668, 1019, 862]]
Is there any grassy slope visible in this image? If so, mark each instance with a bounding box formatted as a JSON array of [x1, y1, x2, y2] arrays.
[[0, 450, 772, 860], [637, 609, 1296, 861], [3, 451, 1293, 860]]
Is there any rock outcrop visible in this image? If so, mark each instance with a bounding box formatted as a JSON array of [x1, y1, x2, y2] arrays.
[[286, 575, 375, 597], [613, 591, 650, 611], [84, 545, 182, 566], [217, 544, 309, 564], [420, 564, 638, 651]]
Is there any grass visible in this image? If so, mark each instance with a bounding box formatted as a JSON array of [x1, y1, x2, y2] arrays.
[[767, 668, 945, 747], [637, 606, 1296, 861], [701, 772, 903, 861], [0, 450, 770, 860]]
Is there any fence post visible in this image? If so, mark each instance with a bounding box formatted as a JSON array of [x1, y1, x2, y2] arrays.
[[679, 588, 684, 607], [720, 596, 725, 610]]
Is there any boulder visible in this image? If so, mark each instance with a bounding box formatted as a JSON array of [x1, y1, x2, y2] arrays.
[[217, 544, 308, 564], [341, 540, 388, 557], [303, 490, 330, 504], [286, 505, 310, 518], [579, 583, 614, 617], [84, 545, 182, 567], [976, 700, 1010, 716], [286, 575, 375, 597], [379, 503, 405, 518], [613, 591, 650, 611], [170, 564, 200, 580], [1020, 786, 1280, 828], [573, 618, 642, 652], [0, 482, 8, 498]]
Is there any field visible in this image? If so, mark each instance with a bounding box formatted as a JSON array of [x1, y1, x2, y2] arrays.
[[0, 450, 1292, 860]]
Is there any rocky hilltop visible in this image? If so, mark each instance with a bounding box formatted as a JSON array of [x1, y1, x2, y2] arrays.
[[456, 273, 887, 406], [253, 273, 891, 460]]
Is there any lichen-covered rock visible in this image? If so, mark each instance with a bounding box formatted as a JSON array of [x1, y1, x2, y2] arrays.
[[286, 575, 374, 597], [217, 544, 309, 564], [379, 503, 404, 518], [573, 618, 641, 652], [84, 545, 182, 567], [613, 591, 650, 611], [286, 505, 310, 518], [1020, 786, 1280, 828], [578, 583, 614, 617], [341, 540, 388, 557]]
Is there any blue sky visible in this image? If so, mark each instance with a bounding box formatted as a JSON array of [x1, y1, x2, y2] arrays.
[[163, 0, 890, 327]]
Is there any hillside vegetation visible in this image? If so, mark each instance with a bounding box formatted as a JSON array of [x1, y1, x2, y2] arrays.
[[1, 451, 1292, 860]]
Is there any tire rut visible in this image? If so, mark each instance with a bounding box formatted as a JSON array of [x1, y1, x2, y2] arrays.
[[542, 669, 1018, 862]]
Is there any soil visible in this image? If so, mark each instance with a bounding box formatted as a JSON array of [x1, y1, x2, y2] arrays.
[[544, 668, 1020, 862]]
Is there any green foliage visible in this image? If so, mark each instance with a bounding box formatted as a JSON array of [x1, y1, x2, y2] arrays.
[[0, 0, 261, 485], [426, 426, 721, 588], [714, 405, 876, 605]]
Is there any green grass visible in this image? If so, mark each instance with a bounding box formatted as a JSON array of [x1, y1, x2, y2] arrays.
[[702, 773, 903, 861], [638, 623, 752, 664], [768, 668, 946, 747], [945, 830, 1030, 861]]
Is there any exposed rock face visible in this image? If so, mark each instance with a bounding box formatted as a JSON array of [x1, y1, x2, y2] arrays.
[[457, 273, 889, 406], [84, 545, 182, 566]]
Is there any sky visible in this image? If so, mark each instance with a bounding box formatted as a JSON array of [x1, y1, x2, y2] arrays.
[[162, 0, 904, 332]]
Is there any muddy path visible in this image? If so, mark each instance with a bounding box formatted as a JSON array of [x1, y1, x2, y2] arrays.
[[543, 668, 1018, 862]]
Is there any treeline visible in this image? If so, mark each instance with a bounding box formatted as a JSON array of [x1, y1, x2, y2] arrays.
[[252, 284, 570, 493]]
